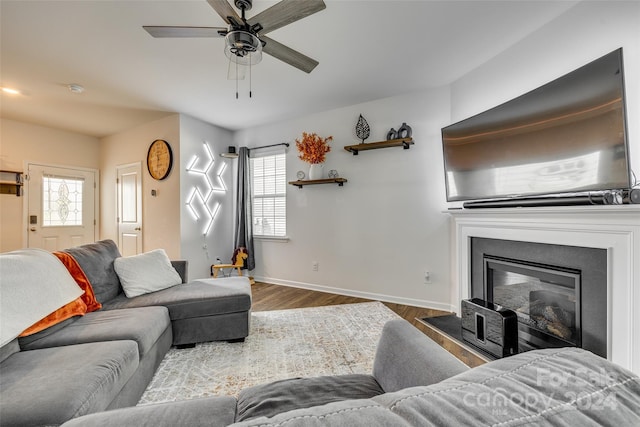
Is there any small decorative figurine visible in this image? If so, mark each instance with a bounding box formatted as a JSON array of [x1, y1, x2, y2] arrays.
[[387, 128, 397, 140], [397, 122, 412, 139], [355, 114, 371, 144]]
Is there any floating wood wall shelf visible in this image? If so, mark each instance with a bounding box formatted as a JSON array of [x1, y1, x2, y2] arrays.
[[344, 137, 414, 155], [288, 178, 347, 188], [0, 170, 24, 196]]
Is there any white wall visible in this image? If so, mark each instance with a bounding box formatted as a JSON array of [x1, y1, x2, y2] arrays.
[[235, 87, 454, 310], [451, 1, 640, 177], [0, 118, 100, 252], [233, 1, 640, 312], [179, 115, 235, 280], [100, 114, 182, 258], [447, 1, 640, 306]]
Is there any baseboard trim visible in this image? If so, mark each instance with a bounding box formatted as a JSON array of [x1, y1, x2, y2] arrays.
[[253, 276, 455, 313]]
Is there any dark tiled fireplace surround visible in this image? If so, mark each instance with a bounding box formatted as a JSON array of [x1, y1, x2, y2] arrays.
[[470, 237, 607, 357]]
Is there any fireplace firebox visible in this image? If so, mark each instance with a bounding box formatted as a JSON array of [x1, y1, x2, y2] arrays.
[[471, 237, 607, 358], [485, 256, 581, 352]]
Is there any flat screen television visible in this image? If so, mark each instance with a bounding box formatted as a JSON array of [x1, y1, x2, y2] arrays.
[[441, 48, 631, 205]]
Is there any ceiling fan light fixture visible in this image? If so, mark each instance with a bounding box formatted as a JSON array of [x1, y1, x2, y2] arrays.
[[224, 30, 262, 66]]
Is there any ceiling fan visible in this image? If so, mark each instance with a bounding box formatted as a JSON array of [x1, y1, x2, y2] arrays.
[[143, 0, 326, 74]]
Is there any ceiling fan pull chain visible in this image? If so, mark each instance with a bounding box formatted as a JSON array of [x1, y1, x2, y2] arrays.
[[236, 60, 239, 99], [249, 55, 253, 98]]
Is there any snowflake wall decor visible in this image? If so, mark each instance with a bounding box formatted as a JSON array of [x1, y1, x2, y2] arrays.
[[185, 142, 227, 235]]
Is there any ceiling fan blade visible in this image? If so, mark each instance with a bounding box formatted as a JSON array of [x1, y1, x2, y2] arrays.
[[261, 35, 318, 74], [143, 26, 226, 38], [206, 0, 241, 25], [248, 0, 326, 35]]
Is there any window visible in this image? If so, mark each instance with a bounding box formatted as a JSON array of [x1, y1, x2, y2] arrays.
[[251, 153, 286, 237], [42, 175, 84, 226]]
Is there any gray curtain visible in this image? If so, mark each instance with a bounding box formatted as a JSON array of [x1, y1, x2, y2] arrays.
[[234, 147, 255, 270]]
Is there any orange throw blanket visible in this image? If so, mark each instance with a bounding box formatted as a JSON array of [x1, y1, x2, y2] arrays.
[[53, 252, 102, 312], [19, 252, 102, 337]]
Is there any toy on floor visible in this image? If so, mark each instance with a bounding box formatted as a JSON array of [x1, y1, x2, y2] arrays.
[[211, 247, 248, 279]]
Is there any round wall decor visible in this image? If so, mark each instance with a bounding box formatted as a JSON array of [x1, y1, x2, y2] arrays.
[[147, 139, 173, 180]]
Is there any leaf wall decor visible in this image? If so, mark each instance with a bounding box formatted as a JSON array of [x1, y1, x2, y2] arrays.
[[355, 114, 370, 144]]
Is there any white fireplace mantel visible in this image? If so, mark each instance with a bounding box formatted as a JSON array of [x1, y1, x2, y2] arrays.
[[447, 205, 640, 375]]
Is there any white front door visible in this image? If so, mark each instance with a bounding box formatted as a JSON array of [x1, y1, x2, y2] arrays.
[[26, 163, 98, 251], [117, 162, 142, 256]]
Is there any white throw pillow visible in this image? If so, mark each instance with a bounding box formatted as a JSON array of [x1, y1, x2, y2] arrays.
[[114, 249, 182, 298]]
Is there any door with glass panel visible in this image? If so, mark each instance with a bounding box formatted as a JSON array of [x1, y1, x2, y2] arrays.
[[26, 164, 98, 251]]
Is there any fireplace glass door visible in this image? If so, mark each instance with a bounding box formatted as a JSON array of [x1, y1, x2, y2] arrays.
[[485, 256, 581, 351]]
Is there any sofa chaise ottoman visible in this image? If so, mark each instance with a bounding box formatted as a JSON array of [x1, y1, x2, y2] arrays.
[[62, 239, 252, 345]]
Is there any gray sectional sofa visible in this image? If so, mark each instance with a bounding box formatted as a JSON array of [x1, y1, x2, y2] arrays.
[[61, 319, 640, 427], [0, 240, 252, 426], [2, 240, 640, 426]]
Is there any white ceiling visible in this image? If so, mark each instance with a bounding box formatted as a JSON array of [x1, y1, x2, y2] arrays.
[[0, 0, 578, 138]]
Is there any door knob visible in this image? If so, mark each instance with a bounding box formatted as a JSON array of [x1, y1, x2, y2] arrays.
[[135, 227, 141, 231], [30, 227, 36, 232]]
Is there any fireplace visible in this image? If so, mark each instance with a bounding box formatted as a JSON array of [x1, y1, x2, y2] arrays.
[[471, 237, 606, 358], [485, 255, 580, 352], [449, 206, 640, 374]]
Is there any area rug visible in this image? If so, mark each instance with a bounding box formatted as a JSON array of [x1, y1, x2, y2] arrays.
[[138, 301, 400, 405]]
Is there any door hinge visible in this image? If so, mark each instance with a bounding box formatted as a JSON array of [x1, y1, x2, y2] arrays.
[[94, 219, 96, 226], [116, 178, 119, 184]]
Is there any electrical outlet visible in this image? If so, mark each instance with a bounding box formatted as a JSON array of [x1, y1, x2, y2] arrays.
[[424, 271, 432, 284], [312, 261, 319, 272]]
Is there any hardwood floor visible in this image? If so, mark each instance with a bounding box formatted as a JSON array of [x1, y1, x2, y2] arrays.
[[251, 281, 450, 329]]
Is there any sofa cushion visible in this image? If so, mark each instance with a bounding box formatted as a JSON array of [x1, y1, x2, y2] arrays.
[[60, 396, 238, 427], [19, 306, 171, 359], [114, 249, 183, 298], [236, 374, 384, 422], [19, 316, 82, 347], [54, 251, 102, 312], [63, 239, 122, 303], [233, 398, 411, 426], [373, 318, 469, 392], [102, 277, 251, 320], [0, 339, 20, 364], [372, 347, 640, 426], [0, 340, 139, 426]]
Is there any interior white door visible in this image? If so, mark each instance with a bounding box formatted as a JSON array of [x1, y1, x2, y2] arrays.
[[26, 163, 98, 251], [117, 162, 142, 256]]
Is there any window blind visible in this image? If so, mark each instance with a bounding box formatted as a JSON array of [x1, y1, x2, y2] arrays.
[[250, 152, 286, 237]]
